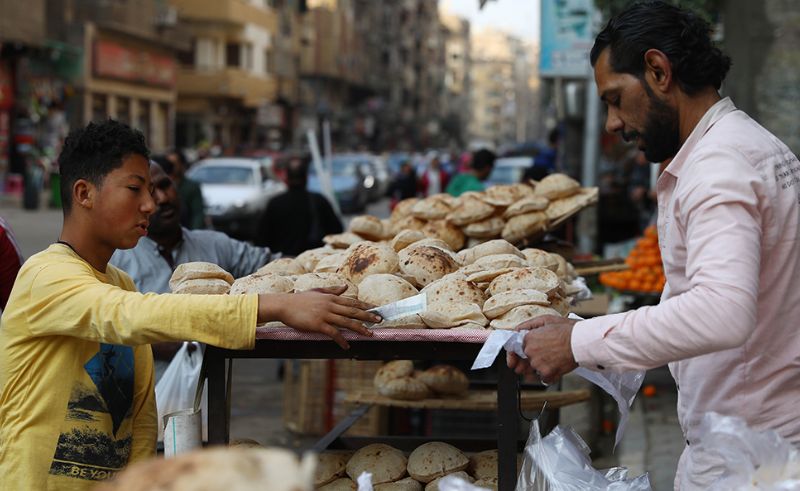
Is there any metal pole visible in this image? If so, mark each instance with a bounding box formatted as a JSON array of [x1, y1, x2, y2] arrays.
[[578, 75, 601, 254], [307, 129, 342, 218]]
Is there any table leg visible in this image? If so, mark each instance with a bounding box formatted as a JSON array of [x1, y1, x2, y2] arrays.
[[207, 350, 228, 444], [497, 359, 518, 491]]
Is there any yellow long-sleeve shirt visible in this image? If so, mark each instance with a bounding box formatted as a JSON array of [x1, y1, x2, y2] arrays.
[[0, 244, 258, 490]]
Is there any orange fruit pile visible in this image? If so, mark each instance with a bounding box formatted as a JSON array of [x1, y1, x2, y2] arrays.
[[599, 225, 666, 294]]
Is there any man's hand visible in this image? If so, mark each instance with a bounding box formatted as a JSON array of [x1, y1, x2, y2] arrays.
[[258, 286, 381, 349], [506, 315, 579, 384]]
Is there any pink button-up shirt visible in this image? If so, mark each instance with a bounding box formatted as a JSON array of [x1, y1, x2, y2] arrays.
[[571, 98, 800, 486]]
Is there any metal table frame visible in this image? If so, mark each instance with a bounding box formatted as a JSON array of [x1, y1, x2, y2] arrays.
[[205, 338, 520, 491]]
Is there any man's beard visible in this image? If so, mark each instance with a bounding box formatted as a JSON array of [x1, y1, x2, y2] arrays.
[[624, 82, 681, 163], [147, 205, 180, 238]]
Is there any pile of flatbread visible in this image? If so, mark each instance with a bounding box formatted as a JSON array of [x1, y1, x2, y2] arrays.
[[372, 361, 470, 401], [176, 236, 579, 330], [329, 174, 598, 251], [315, 443, 502, 490]]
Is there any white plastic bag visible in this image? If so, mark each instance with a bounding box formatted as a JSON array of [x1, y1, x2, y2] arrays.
[[155, 342, 208, 441], [682, 412, 800, 490], [437, 474, 492, 490], [516, 420, 652, 491]]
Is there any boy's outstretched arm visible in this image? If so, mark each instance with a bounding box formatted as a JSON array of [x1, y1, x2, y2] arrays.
[[257, 286, 380, 349]]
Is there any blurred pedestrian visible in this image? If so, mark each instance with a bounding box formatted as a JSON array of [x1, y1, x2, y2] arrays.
[[387, 161, 418, 208], [165, 149, 206, 230], [418, 154, 450, 196], [0, 216, 23, 311], [255, 156, 343, 256], [445, 148, 496, 197]]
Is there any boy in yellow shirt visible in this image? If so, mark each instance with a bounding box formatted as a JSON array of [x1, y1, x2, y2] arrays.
[[0, 120, 380, 490]]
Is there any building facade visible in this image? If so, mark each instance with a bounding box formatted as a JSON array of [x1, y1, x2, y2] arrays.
[[170, 0, 301, 152]]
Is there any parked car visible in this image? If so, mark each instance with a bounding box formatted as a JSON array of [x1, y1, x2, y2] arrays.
[[307, 155, 371, 213], [187, 157, 286, 240], [485, 156, 535, 186]]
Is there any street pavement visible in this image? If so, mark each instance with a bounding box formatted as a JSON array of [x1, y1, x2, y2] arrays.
[[1, 195, 684, 489]]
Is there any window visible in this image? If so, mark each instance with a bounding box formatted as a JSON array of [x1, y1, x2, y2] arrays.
[[177, 39, 195, 66], [92, 94, 107, 122], [226, 43, 240, 68], [116, 97, 131, 125]]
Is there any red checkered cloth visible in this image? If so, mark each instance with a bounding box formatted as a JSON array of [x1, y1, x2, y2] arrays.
[[255, 326, 490, 344]]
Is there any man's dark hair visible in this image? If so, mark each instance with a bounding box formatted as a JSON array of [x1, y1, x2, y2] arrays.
[[590, 1, 731, 95], [286, 155, 311, 189], [58, 119, 149, 213], [151, 155, 174, 175], [547, 128, 560, 146], [471, 148, 496, 171]]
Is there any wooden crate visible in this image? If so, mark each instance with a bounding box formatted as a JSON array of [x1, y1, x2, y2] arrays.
[[282, 360, 387, 436]]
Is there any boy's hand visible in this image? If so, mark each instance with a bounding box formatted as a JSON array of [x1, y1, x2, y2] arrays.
[[258, 286, 380, 349]]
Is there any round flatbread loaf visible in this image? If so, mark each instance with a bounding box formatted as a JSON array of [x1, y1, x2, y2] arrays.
[[534, 173, 580, 200], [314, 251, 347, 273], [501, 212, 548, 244], [468, 254, 529, 271], [407, 442, 469, 483], [169, 262, 234, 291], [423, 471, 474, 491], [377, 376, 432, 400], [458, 239, 524, 265], [350, 215, 385, 241], [338, 242, 400, 284], [463, 216, 505, 239], [521, 248, 558, 272], [294, 247, 336, 272], [345, 444, 408, 484], [545, 195, 584, 221], [479, 184, 525, 207], [324, 232, 365, 249], [316, 452, 352, 487], [472, 478, 498, 490], [374, 477, 423, 491], [229, 272, 295, 295], [256, 258, 306, 276], [173, 278, 231, 295], [390, 198, 420, 223], [417, 365, 469, 396], [292, 272, 358, 299], [463, 267, 518, 284], [411, 195, 452, 220], [446, 194, 496, 226], [469, 450, 497, 481], [420, 302, 488, 329], [318, 478, 357, 491], [489, 304, 562, 330], [412, 237, 454, 253], [503, 196, 550, 218], [488, 267, 561, 296], [391, 215, 428, 235], [549, 295, 571, 316], [391, 229, 427, 252], [374, 360, 414, 388], [398, 245, 461, 288], [421, 276, 486, 308], [358, 274, 418, 306], [94, 447, 316, 491], [421, 219, 465, 251], [548, 253, 570, 279], [482, 289, 550, 319]]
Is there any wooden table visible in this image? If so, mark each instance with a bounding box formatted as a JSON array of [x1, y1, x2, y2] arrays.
[[204, 327, 523, 490]]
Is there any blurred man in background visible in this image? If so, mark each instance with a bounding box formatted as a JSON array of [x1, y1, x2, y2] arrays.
[[446, 148, 496, 197]]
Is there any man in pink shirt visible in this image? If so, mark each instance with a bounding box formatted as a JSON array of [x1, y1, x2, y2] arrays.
[[508, 2, 800, 487]]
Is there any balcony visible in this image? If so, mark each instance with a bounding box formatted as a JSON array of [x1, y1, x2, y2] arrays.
[[178, 67, 278, 107], [170, 0, 278, 30]]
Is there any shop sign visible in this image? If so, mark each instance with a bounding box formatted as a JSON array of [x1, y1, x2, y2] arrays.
[[540, 0, 599, 78], [93, 40, 176, 88]]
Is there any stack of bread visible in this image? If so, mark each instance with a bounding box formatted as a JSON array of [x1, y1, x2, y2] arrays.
[[372, 361, 470, 401], [169, 262, 235, 294], [314, 443, 503, 490], [215, 236, 578, 330], [328, 173, 598, 251]]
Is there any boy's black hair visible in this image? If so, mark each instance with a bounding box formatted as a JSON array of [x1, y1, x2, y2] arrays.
[[590, 1, 731, 96], [471, 148, 497, 171], [58, 119, 150, 213]]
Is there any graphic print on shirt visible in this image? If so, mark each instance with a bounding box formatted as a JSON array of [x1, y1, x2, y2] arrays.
[[48, 344, 134, 481]]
